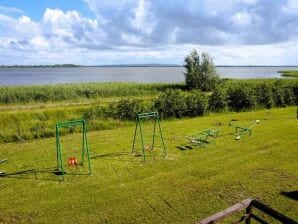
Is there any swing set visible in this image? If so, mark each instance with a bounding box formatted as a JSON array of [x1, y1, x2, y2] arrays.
[[132, 112, 167, 162], [55, 119, 91, 180]]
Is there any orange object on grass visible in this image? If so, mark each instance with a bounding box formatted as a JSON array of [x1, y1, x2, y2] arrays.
[[68, 157, 78, 166]]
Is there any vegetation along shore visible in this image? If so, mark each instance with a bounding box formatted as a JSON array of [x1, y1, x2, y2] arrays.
[[278, 70, 298, 78]]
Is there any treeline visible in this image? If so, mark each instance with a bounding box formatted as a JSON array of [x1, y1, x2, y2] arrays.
[[0, 64, 82, 68], [0, 83, 184, 104], [0, 80, 297, 143]]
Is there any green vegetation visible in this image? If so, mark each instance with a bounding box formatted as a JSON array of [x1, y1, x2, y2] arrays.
[[0, 79, 297, 143], [0, 107, 297, 223], [184, 50, 220, 91], [278, 70, 298, 78], [0, 83, 183, 104]]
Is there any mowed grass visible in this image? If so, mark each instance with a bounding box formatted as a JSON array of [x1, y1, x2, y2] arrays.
[[0, 107, 297, 223]]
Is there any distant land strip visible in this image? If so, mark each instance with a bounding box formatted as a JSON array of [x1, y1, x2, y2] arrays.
[[1, 64, 298, 68], [278, 70, 298, 78]]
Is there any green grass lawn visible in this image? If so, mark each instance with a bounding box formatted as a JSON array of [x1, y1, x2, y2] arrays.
[[0, 107, 297, 223]]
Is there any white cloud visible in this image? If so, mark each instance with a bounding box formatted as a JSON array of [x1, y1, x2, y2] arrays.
[[0, 0, 298, 65], [283, 0, 298, 14], [30, 36, 49, 48], [231, 11, 252, 26], [130, 0, 156, 34], [0, 6, 24, 14]]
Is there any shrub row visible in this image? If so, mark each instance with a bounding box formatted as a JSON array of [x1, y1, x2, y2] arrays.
[[84, 80, 298, 120]]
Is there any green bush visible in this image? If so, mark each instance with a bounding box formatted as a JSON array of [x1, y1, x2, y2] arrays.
[[108, 99, 146, 120], [153, 89, 207, 119], [272, 81, 286, 108], [184, 91, 207, 116], [254, 83, 274, 109], [154, 89, 187, 119], [227, 85, 256, 112], [208, 87, 227, 112]]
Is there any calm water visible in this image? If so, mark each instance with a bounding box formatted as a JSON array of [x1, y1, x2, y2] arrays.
[[0, 66, 297, 86]]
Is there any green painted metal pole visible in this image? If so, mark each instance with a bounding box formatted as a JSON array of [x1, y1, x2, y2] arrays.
[[84, 124, 92, 175], [151, 114, 157, 150], [56, 127, 64, 180], [81, 120, 85, 166], [55, 125, 59, 170], [138, 118, 146, 162], [157, 115, 167, 157], [131, 117, 139, 154]]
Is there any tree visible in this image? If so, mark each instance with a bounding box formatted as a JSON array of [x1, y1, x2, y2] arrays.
[[184, 50, 220, 91]]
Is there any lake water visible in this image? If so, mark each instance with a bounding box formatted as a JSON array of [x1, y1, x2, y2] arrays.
[[0, 66, 297, 86]]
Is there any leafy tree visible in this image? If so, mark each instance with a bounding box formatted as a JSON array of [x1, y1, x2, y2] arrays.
[[184, 50, 220, 91]]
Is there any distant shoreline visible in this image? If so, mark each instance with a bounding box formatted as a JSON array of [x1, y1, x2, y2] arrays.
[[1, 64, 298, 68]]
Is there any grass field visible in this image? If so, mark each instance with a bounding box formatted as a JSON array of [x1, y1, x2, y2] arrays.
[[0, 107, 297, 223]]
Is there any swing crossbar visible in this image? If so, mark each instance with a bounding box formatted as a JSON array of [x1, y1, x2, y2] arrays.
[[56, 119, 85, 128], [137, 112, 158, 119]]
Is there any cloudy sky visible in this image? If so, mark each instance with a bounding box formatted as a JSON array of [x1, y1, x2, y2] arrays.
[[0, 0, 298, 65]]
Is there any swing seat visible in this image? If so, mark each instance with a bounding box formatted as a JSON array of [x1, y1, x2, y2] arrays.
[[68, 157, 78, 166], [188, 129, 219, 146]]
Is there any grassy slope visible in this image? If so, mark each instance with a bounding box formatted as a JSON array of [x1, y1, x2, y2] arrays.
[[0, 107, 297, 223]]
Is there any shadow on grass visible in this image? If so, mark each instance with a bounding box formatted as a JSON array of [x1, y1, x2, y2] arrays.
[[176, 145, 194, 150], [0, 167, 63, 182], [280, 191, 298, 201], [91, 151, 142, 163]]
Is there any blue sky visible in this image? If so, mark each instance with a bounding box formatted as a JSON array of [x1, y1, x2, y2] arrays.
[[0, 0, 298, 65]]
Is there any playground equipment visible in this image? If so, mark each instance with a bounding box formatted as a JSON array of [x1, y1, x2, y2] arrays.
[[55, 119, 91, 180], [188, 128, 219, 147], [132, 112, 167, 162], [229, 120, 260, 140]]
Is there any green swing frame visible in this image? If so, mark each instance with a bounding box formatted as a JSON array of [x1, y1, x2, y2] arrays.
[[132, 112, 167, 162], [55, 119, 91, 180]]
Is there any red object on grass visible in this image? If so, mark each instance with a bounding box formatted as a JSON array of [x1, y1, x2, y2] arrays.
[[68, 157, 78, 166]]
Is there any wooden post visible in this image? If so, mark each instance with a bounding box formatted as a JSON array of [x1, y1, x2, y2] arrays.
[[245, 205, 252, 224], [197, 199, 253, 224]]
